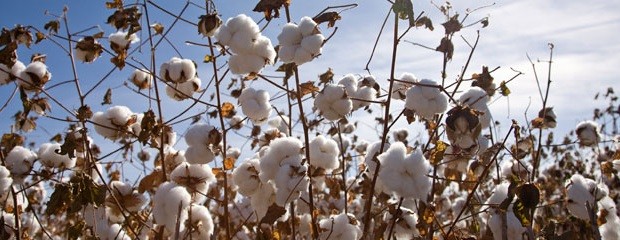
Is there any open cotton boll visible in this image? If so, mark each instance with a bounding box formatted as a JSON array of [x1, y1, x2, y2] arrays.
[[129, 69, 152, 90], [171, 162, 216, 202], [229, 54, 267, 75], [274, 163, 309, 206], [253, 36, 276, 64], [599, 197, 620, 240], [364, 141, 389, 174], [351, 86, 377, 110], [230, 30, 260, 55], [182, 204, 214, 238], [232, 158, 261, 196], [338, 74, 358, 95], [106, 105, 134, 126], [565, 174, 599, 220], [5, 146, 37, 179], [378, 143, 432, 200], [268, 116, 290, 135], [277, 23, 303, 45], [185, 145, 215, 164], [165, 77, 201, 101], [250, 182, 276, 220], [309, 135, 340, 170], [225, 14, 259, 36], [153, 182, 191, 232], [405, 79, 448, 119], [0, 166, 13, 195], [314, 84, 353, 121], [576, 120, 600, 147], [298, 16, 318, 36], [38, 142, 76, 168], [259, 137, 303, 181], [487, 210, 526, 240], [300, 34, 324, 55], [184, 123, 217, 147], [215, 25, 232, 45], [383, 207, 420, 239], [108, 31, 139, 51], [92, 112, 119, 139], [318, 213, 362, 240], [107, 181, 147, 213], [238, 87, 272, 124], [0, 61, 25, 85], [160, 57, 197, 83], [500, 159, 531, 180], [18, 61, 52, 91], [278, 45, 297, 63], [293, 47, 314, 65], [459, 87, 492, 128], [392, 72, 417, 100]]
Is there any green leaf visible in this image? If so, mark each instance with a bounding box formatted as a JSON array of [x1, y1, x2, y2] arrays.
[[392, 0, 415, 27]]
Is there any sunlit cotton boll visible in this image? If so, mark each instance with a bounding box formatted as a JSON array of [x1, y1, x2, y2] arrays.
[[171, 162, 216, 203], [184, 123, 217, 147], [181, 204, 214, 238], [228, 54, 267, 75], [314, 84, 352, 121], [5, 146, 37, 180], [259, 137, 303, 181], [405, 79, 448, 120], [277, 17, 324, 65], [309, 135, 340, 170], [392, 72, 417, 100], [575, 120, 600, 147], [92, 105, 135, 140], [599, 196, 620, 240], [18, 61, 52, 91], [129, 69, 152, 90], [318, 213, 362, 240], [238, 87, 272, 125], [0, 61, 25, 85], [378, 142, 432, 200], [338, 74, 377, 110], [277, 23, 303, 46], [160, 57, 197, 83], [459, 87, 492, 128], [108, 31, 139, 52], [232, 158, 261, 196], [268, 115, 290, 135], [565, 174, 605, 220], [0, 166, 13, 195], [165, 77, 201, 101], [38, 142, 76, 168], [153, 182, 192, 233], [218, 14, 260, 54], [274, 162, 309, 206]]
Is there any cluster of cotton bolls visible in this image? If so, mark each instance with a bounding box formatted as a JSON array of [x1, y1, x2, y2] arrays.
[[277, 17, 325, 65], [314, 84, 353, 121], [485, 182, 526, 240], [0, 60, 25, 85], [238, 87, 272, 125], [459, 87, 492, 129], [404, 78, 448, 120], [575, 120, 600, 147], [377, 142, 432, 200], [338, 74, 378, 110], [5, 146, 37, 182], [159, 57, 202, 101], [37, 142, 77, 169], [392, 73, 417, 100], [318, 213, 363, 240], [184, 123, 219, 164], [18, 61, 52, 92], [92, 105, 140, 140], [215, 14, 276, 74], [564, 174, 608, 220]]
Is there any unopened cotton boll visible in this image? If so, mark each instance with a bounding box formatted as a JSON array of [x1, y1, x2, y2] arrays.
[[5, 146, 37, 179], [309, 135, 340, 170], [405, 79, 448, 119], [165, 77, 201, 101], [378, 143, 432, 200], [318, 213, 362, 240], [129, 69, 152, 89], [392, 72, 417, 100], [576, 120, 600, 147], [0, 166, 13, 195], [0, 61, 25, 85], [18, 61, 52, 91], [238, 88, 272, 124], [160, 57, 197, 83], [459, 87, 492, 128], [259, 137, 303, 181], [38, 142, 76, 168], [314, 84, 353, 121], [232, 158, 261, 196]]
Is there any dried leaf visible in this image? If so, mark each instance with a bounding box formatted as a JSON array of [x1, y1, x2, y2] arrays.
[[35, 31, 46, 44], [319, 68, 334, 85], [102, 88, 112, 105], [76, 105, 93, 121], [203, 54, 214, 63], [138, 169, 164, 193], [429, 141, 447, 165], [313, 12, 341, 28], [415, 16, 434, 31], [403, 108, 416, 124], [276, 63, 295, 82], [253, 0, 288, 21], [55, 132, 78, 159], [260, 203, 287, 224], [499, 80, 510, 96], [0, 42, 18, 67], [151, 23, 164, 35], [105, 0, 123, 9], [224, 157, 235, 170], [221, 102, 235, 118], [512, 199, 531, 227], [516, 183, 540, 209], [393, 0, 415, 27], [299, 81, 319, 97], [441, 14, 462, 35], [481, 18, 489, 28], [44, 20, 61, 34], [45, 184, 71, 215], [436, 37, 454, 61]]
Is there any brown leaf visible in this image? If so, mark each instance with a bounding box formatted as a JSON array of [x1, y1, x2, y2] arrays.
[[138, 169, 164, 193], [313, 12, 341, 28], [0, 42, 18, 67], [319, 68, 334, 85], [429, 141, 447, 165], [105, 0, 123, 9], [55, 132, 78, 159], [403, 108, 416, 124], [102, 88, 112, 105], [44, 20, 60, 34], [516, 183, 540, 208], [299, 81, 319, 97], [220, 102, 235, 118], [224, 157, 235, 170], [276, 63, 295, 82], [207, 128, 222, 146], [151, 23, 164, 35], [436, 37, 454, 61], [471, 66, 495, 96], [76, 105, 93, 121], [253, 0, 288, 21], [441, 14, 462, 35], [35, 31, 46, 44], [415, 16, 434, 31], [260, 203, 287, 224]]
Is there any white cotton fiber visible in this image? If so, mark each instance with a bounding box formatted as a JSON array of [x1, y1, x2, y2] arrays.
[[378, 143, 432, 200], [314, 84, 352, 121], [309, 135, 340, 170], [277, 23, 303, 45], [300, 34, 324, 56], [238, 87, 272, 124], [38, 142, 76, 168], [405, 79, 448, 119], [232, 158, 262, 196]]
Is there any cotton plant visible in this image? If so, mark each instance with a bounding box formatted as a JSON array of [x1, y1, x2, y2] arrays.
[[238, 87, 272, 125], [181, 204, 214, 239], [267, 115, 290, 135], [92, 105, 138, 140], [274, 161, 309, 206], [575, 120, 600, 147], [404, 78, 448, 120], [377, 142, 432, 200], [318, 213, 363, 240], [5, 146, 37, 182], [337, 74, 378, 110], [75, 37, 103, 63], [259, 137, 303, 181], [105, 181, 148, 222], [314, 83, 353, 121], [38, 142, 77, 169], [184, 123, 219, 164], [250, 181, 277, 220], [18, 61, 52, 91], [278, 16, 325, 65], [392, 72, 417, 100], [0, 60, 25, 85], [215, 14, 276, 75], [159, 57, 202, 101], [108, 31, 139, 54], [459, 87, 492, 128], [382, 207, 420, 239]]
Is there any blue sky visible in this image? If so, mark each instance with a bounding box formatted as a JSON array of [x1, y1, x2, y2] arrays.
[[1, 0, 619, 181]]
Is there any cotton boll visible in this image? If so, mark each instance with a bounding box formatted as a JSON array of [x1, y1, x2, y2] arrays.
[[351, 86, 377, 110], [229, 54, 266, 75], [259, 137, 303, 181], [378, 143, 432, 200], [107, 105, 134, 126], [171, 162, 216, 202], [364, 141, 389, 174], [278, 23, 303, 45], [92, 112, 117, 139], [293, 47, 314, 65], [298, 17, 318, 36], [252, 36, 276, 64], [392, 73, 417, 100], [0, 61, 25, 85], [309, 135, 340, 170], [500, 159, 531, 180], [250, 182, 276, 220], [108, 31, 139, 54], [165, 77, 201, 101], [184, 123, 217, 147], [318, 213, 362, 240], [278, 45, 297, 63], [487, 210, 526, 240], [268, 116, 290, 135], [130, 69, 152, 90], [459, 87, 491, 128], [230, 30, 259, 55], [107, 181, 147, 213], [565, 174, 597, 220], [300, 34, 324, 56], [405, 79, 448, 119], [232, 158, 262, 196], [5, 146, 37, 179], [215, 25, 232, 45], [153, 182, 191, 232], [38, 142, 76, 168], [238, 88, 272, 124], [274, 163, 309, 206], [576, 120, 600, 147], [314, 84, 353, 121], [160, 57, 197, 83], [18, 61, 52, 91], [338, 74, 358, 95], [185, 145, 215, 164], [182, 204, 214, 238], [0, 166, 13, 195], [384, 208, 420, 239]]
